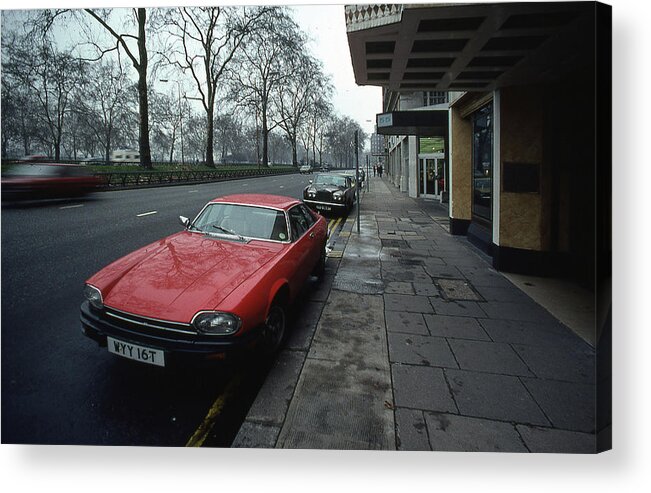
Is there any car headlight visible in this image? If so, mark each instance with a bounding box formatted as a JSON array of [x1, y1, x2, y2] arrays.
[[83, 284, 104, 310], [307, 190, 316, 198], [333, 191, 344, 201], [192, 311, 241, 335]]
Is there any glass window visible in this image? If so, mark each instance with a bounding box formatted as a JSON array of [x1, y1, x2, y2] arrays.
[[191, 203, 287, 241], [423, 91, 447, 106], [298, 204, 316, 227], [288, 205, 310, 240], [472, 103, 493, 221]]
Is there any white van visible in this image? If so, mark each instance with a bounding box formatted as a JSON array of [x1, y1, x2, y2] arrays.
[[111, 149, 140, 163]]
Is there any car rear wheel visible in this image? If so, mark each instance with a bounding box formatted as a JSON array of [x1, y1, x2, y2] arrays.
[[262, 304, 286, 354], [313, 241, 327, 279]]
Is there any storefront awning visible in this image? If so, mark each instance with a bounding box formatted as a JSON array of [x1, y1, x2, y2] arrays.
[[376, 109, 448, 136]]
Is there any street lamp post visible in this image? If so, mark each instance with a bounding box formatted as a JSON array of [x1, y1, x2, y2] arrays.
[[355, 129, 360, 234], [160, 79, 184, 165]]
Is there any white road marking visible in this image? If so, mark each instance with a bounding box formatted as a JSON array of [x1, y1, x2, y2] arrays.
[[279, 185, 285, 189], [59, 204, 84, 210], [188, 190, 198, 193], [136, 210, 158, 217]]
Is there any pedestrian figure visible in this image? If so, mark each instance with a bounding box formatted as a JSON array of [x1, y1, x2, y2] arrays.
[[373, 165, 377, 177], [378, 165, 383, 178]]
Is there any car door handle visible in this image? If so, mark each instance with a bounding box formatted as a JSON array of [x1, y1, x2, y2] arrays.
[[309, 232, 315, 238]]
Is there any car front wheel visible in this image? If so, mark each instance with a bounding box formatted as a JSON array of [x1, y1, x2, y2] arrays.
[[262, 304, 286, 354]]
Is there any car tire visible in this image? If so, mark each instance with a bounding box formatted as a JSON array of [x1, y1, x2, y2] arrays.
[[313, 241, 327, 279], [261, 304, 286, 354]]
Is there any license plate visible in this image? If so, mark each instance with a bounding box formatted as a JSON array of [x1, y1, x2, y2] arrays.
[[107, 336, 165, 367], [316, 204, 332, 211]]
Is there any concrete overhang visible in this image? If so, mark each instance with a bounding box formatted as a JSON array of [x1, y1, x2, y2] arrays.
[[376, 109, 448, 135], [346, 2, 600, 93]]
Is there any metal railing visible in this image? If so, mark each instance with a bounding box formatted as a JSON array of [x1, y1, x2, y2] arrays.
[[97, 167, 297, 189]]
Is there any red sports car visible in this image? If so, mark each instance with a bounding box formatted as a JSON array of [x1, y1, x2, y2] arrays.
[[80, 194, 328, 367]]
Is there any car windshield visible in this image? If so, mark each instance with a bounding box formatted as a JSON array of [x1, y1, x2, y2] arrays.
[[190, 203, 289, 242], [314, 174, 347, 187]]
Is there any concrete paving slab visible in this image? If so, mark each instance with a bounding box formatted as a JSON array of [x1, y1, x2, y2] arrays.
[[429, 297, 487, 318], [472, 284, 532, 303], [521, 378, 596, 433], [395, 408, 430, 451], [385, 293, 435, 313], [384, 281, 415, 295], [385, 311, 429, 335], [512, 344, 595, 384], [479, 301, 557, 323], [309, 291, 387, 370], [448, 339, 534, 377], [424, 314, 490, 341], [392, 364, 457, 413], [516, 424, 596, 453], [276, 358, 395, 450], [381, 262, 432, 283], [446, 369, 549, 425], [422, 264, 464, 279], [388, 333, 458, 368], [478, 318, 580, 348], [424, 412, 527, 452], [413, 281, 440, 297]]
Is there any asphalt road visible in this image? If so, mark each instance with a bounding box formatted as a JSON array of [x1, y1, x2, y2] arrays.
[[1, 173, 323, 446]]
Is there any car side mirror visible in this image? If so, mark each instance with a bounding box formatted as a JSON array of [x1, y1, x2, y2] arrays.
[[179, 216, 190, 228], [308, 180, 313, 184]]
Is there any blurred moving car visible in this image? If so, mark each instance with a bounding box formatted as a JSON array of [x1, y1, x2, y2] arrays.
[[303, 172, 356, 215], [18, 154, 49, 162], [81, 194, 328, 366], [299, 164, 312, 174], [1, 163, 104, 201]]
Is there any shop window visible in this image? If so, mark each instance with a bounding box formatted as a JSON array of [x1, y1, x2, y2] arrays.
[[472, 103, 493, 221]]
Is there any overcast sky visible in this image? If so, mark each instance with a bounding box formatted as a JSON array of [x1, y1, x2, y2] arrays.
[[289, 4, 382, 137], [4, 1, 383, 138]]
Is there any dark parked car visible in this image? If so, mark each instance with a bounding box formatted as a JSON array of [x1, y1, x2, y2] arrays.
[[303, 172, 356, 215], [1, 163, 104, 201]]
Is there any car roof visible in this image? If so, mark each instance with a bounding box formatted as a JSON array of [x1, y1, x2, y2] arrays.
[[210, 194, 301, 211]]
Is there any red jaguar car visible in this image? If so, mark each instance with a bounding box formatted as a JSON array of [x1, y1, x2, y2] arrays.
[[80, 194, 328, 367]]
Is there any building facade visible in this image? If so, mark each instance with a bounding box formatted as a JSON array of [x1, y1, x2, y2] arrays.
[[346, 2, 611, 292]]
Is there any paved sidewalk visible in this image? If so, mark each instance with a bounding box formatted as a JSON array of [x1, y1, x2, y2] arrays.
[[233, 176, 596, 453]]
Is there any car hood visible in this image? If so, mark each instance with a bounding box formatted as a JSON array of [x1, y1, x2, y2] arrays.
[[90, 231, 284, 323], [309, 184, 345, 193]]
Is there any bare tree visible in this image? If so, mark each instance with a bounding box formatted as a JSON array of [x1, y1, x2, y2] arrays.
[[273, 53, 325, 166], [84, 8, 154, 168], [74, 60, 135, 163], [3, 34, 83, 160], [159, 6, 270, 167], [231, 9, 302, 167], [1, 73, 45, 158]]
